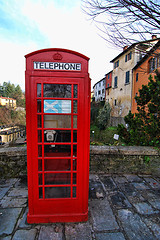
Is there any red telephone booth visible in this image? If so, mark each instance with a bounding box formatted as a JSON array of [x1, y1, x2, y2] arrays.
[[25, 48, 90, 223]]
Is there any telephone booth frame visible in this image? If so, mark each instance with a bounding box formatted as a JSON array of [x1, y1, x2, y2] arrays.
[[25, 48, 90, 223]]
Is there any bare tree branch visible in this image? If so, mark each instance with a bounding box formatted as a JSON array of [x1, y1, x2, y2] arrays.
[[82, 0, 160, 49]]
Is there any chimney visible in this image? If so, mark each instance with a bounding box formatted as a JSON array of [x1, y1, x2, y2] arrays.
[[152, 35, 157, 39], [123, 46, 128, 51]]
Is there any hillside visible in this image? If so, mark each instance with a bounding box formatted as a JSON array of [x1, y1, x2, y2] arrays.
[[0, 106, 26, 126]]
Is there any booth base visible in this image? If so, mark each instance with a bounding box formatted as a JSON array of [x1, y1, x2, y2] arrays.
[[27, 211, 88, 223]]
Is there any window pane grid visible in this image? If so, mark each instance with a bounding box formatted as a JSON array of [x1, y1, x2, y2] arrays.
[[37, 83, 78, 199]]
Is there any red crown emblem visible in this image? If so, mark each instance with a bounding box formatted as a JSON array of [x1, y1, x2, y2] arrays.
[[53, 53, 63, 60]]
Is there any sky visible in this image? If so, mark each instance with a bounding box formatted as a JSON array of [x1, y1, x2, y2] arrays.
[[0, 0, 120, 91]]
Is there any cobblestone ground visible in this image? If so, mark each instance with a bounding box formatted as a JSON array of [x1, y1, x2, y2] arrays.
[[0, 174, 160, 240]]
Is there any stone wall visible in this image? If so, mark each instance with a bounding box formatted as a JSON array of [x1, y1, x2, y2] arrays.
[[90, 146, 160, 176], [0, 146, 27, 178], [0, 146, 159, 178]]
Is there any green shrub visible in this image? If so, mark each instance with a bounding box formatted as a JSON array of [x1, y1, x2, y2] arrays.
[[118, 72, 160, 147]]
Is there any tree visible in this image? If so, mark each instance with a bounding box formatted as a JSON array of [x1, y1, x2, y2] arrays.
[[82, 0, 160, 48], [97, 102, 111, 130], [1, 82, 25, 107], [118, 71, 160, 147]]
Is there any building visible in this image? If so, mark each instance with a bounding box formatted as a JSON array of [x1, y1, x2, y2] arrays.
[[132, 40, 160, 113], [109, 36, 160, 125], [0, 125, 25, 144], [0, 96, 16, 109], [105, 71, 112, 103], [93, 77, 106, 102]]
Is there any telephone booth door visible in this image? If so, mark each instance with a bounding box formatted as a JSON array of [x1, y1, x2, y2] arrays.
[[25, 49, 90, 223]]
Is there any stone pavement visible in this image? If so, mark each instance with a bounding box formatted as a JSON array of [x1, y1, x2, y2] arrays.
[[0, 174, 160, 240]]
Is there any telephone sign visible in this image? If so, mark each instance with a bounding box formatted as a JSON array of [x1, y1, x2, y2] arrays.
[[25, 48, 90, 223]]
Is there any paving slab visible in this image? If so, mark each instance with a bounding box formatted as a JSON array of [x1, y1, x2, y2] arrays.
[[90, 198, 119, 231], [95, 232, 126, 240], [99, 175, 118, 192], [141, 189, 160, 201], [1, 175, 160, 240], [148, 199, 160, 210], [0, 208, 22, 236], [124, 175, 143, 182], [0, 187, 10, 200], [8, 188, 28, 198], [65, 222, 92, 240], [0, 236, 12, 240], [38, 225, 63, 240], [143, 216, 160, 239], [143, 177, 160, 189], [132, 182, 150, 190], [118, 209, 156, 240], [113, 176, 128, 184], [0, 178, 17, 188], [12, 229, 37, 240], [18, 208, 31, 229], [133, 202, 159, 215], [109, 191, 132, 209], [0, 196, 27, 208], [118, 183, 145, 202]]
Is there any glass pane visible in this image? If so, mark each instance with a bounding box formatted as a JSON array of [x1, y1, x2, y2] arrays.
[[73, 187, 76, 198], [45, 187, 70, 199], [73, 100, 77, 113], [38, 159, 42, 171], [73, 85, 78, 98], [44, 100, 71, 113], [44, 145, 71, 157], [44, 159, 71, 171], [44, 173, 71, 185], [44, 115, 71, 128], [73, 159, 77, 171], [37, 100, 41, 113], [39, 174, 42, 185], [37, 84, 41, 97], [44, 84, 71, 98], [38, 130, 42, 142], [73, 116, 77, 128], [73, 130, 77, 143], [37, 115, 42, 128], [39, 187, 43, 199], [44, 130, 71, 143], [73, 145, 77, 157], [73, 173, 77, 184], [38, 145, 42, 157]]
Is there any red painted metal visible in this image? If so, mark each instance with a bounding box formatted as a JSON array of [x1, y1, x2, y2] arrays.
[[25, 49, 90, 223]]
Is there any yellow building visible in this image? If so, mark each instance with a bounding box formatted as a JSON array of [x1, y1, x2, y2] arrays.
[[0, 125, 25, 144], [0, 96, 16, 109]]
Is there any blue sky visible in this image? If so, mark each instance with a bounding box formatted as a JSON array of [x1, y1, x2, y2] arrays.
[[0, 0, 119, 90]]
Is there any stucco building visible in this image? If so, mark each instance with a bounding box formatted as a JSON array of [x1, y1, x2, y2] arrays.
[[93, 77, 106, 102], [132, 40, 160, 113], [109, 36, 160, 125], [0, 96, 16, 109]]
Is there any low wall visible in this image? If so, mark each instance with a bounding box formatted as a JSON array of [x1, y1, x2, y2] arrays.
[[0, 146, 159, 178], [90, 146, 160, 176]]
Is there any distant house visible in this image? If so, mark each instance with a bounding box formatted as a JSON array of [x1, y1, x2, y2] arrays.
[[109, 35, 160, 125], [0, 96, 16, 109], [0, 125, 25, 144], [132, 40, 160, 113], [93, 77, 106, 102]]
